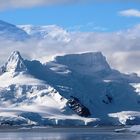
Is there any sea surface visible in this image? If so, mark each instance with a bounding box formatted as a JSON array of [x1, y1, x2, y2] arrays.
[[0, 127, 139, 140]]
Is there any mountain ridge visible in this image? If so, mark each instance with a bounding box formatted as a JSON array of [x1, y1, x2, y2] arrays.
[[0, 51, 140, 126], [0, 20, 29, 41], [0, 20, 70, 42], [18, 24, 71, 42]]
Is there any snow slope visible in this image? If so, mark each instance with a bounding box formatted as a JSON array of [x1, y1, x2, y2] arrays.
[[0, 20, 29, 41], [0, 51, 140, 126], [44, 53, 140, 125], [0, 20, 70, 42]]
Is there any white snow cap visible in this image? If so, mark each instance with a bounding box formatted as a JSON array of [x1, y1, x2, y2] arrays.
[[55, 52, 111, 74], [4, 51, 27, 72]]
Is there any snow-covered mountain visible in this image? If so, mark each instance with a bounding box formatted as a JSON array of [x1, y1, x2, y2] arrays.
[[0, 51, 140, 126], [0, 20, 29, 41], [54, 52, 112, 74], [0, 51, 96, 126], [18, 24, 71, 42], [0, 20, 70, 42]]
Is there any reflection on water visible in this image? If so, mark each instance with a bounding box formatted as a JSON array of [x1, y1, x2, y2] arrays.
[[0, 129, 139, 140]]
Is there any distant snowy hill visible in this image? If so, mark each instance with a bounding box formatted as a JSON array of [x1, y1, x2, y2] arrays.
[[0, 51, 140, 126], [0, 20, 29, 41], [18, 25, 71, 42], [0, 20, 70, 42]]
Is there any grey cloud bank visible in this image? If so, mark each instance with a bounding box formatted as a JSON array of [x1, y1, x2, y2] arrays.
[[0, 0, 87, 10], [1, 0, 140, 10], [0, 24, 140, 75]]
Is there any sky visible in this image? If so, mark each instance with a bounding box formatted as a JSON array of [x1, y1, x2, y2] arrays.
[[0, 1, 140, 31], [0, 0, 140, 75]]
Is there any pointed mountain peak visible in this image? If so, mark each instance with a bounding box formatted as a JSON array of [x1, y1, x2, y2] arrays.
[[3, 51, 27, 73], [10, 51, 22, 59]]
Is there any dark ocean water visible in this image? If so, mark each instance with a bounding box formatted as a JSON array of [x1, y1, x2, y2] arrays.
[[0, 127, 139, 140]]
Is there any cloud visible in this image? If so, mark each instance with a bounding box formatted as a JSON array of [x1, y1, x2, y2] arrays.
[[1, 0, 140, 10], [119, 9, 140, 17], [111, 51, 140, 74], [0, 24, 140, 75], [0, 0, 87, 10]]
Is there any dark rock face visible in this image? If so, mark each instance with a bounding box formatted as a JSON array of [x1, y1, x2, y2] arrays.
[[102, 94, 113, 104], [67, 96, 91, 117]]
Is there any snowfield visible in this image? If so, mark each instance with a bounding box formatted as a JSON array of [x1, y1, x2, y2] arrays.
[[18, 24, 71, 43], [0, 51, 140, 126]]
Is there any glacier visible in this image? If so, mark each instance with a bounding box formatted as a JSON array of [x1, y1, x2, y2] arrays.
[[0, 51, 140, 126]]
